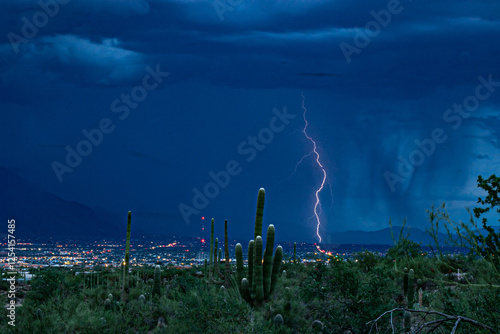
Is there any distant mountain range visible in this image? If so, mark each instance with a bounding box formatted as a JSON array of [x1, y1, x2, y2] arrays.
[[0, 167, 122, 239]]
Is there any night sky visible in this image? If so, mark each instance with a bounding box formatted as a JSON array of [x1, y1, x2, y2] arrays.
[[1, 0, 499, 243]]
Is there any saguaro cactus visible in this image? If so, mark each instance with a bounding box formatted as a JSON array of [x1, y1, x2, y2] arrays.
[[224, 219, 231, 287], [104, 298, 111, 310], [121, 211, 132, 303], [403, 267, 409, 299], [153, 265, 161, 299], [407, 269, 415, 307], [274, 314, 284, 326], [212, 238, 224, 285], [293, 242, 297, 263], [204, 259, 208, 280], [402, 267, 415, 333], [36, 308, 43, 319], [235, 243, 245, 293], [235, 188, 283, 307], [312, 320, 324, 332], [208, 219, 232, 286], [209, 218, 214, 280]]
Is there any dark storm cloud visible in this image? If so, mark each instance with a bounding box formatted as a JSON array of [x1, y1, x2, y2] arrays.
[[2, 0, 499, 95]]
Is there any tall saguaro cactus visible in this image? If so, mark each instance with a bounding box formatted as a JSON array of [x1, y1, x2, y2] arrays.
[[121, 211, 132, 303], [236, 188, 283, 307]]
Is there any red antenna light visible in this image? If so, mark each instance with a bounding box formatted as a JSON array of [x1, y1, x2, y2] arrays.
[[201, 216, 205, 220]]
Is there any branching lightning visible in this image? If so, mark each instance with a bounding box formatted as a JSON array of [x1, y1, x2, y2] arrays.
[[300, 90, 327, 244]]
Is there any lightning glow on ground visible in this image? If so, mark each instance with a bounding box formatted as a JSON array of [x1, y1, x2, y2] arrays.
[[300, 91, 327, 243]]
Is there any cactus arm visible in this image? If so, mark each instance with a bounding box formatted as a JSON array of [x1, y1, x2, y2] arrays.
[[214, 239, 225, 280], [254, 188, 265, 240], [211, 241, 224, 285], [224, 219, 231, 287], [240, 278, 251, 303], [263, 224, 275, 298], [213, 238, 218, 274], [253, 236, 264, 306], [269, 245, 283, 298], [212, 247, 225, 284], [248, 240, 254, 298], [235, 243, 245, 292]]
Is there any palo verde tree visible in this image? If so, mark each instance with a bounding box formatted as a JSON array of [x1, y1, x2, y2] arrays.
[[473, 174, 500, 273]]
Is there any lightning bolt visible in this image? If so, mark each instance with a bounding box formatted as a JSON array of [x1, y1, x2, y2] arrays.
[[300, 90, 327, 244]]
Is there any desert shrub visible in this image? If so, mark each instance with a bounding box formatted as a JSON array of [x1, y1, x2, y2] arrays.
[[354, 250, 380, 272], [28, 268, 67, 304], [166, 284, 251, 333]]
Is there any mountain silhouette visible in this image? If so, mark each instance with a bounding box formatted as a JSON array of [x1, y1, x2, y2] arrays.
[[0, 167, 121, 239]]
